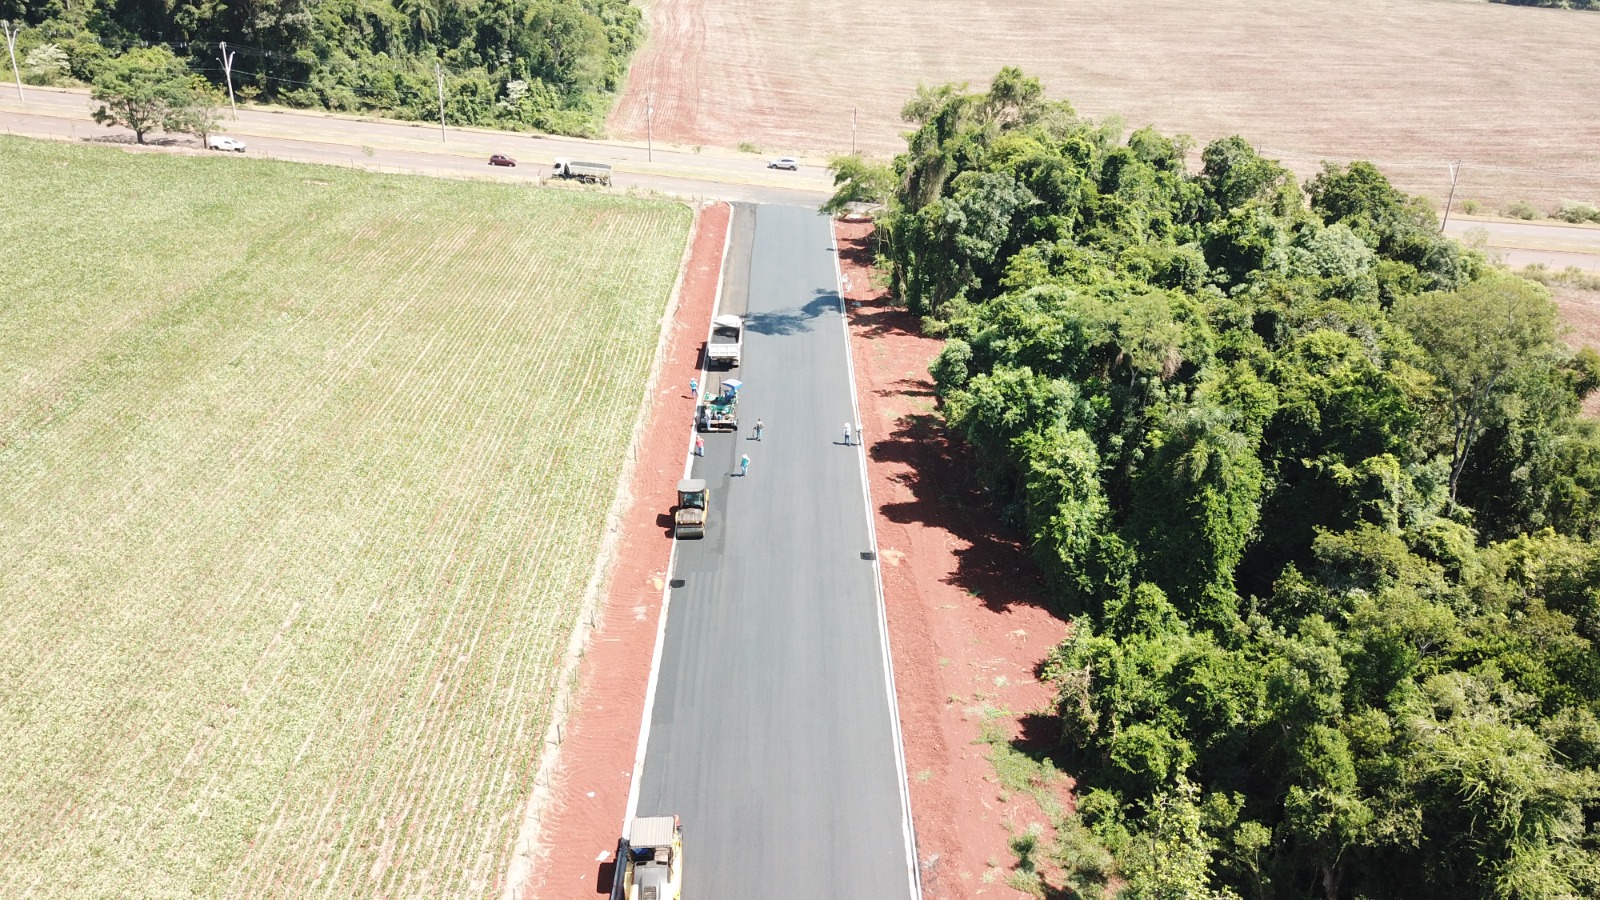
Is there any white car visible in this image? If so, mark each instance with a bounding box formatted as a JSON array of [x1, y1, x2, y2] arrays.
[[207, 135, 247, 153], [767, 156, 799, 171]]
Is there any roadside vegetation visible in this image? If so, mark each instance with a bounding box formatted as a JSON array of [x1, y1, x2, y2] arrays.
[[86, 46, 226, 145], [833, 69, 1600, 899], [1520, 264, 1600, 294], [1502, 200, 1600, 223], [0, 0, 638, 135], [1554, 202, 1600, 224], [1491, 0, 1598, 8], [0, 136, 689, 897]]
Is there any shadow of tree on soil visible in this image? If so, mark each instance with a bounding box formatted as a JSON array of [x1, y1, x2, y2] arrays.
[[846, 223, 1101, 900], [836, 226, 878, 278], [837, 230, 918, 343], [1013, 712, 1065, 758], [848, 250, 1061, 617], [876, 413, 1059, 618]]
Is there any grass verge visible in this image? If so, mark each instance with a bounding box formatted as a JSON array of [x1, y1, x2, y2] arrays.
[[980, 714, 1114, 900]]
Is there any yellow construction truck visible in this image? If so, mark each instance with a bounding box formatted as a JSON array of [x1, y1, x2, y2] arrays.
[[674, 480, 708, 540], [611, 815, 683, 900]]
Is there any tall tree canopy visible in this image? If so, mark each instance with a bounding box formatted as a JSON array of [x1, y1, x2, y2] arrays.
[[6, 0, 640, 134], [848, 69, 1600, 899]]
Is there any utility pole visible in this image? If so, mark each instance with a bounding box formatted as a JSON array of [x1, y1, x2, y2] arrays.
[[646, 92, 653, 162], [2, 21, 22, 104], [851, 107, 857, 157], [435, 64, 446, 142], [1439, 161, 1461, 233], [218, 42, 238, 119]]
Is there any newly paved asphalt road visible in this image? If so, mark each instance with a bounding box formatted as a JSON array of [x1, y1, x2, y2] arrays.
[[633, 205, 917, 899]]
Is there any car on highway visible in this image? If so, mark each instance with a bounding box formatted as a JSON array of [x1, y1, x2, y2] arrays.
[[206, 135, 246, 152], [489, 154, 517, 167], [767, 156, 799, 170]]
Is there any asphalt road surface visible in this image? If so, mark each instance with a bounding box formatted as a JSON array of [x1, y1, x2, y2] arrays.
[[1442, 217, 1600, 272], [633, 205, 917, 900]]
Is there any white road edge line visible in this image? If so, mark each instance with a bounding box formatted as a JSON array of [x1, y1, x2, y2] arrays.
[[830, 214, 925, 900], [621, 201, 735, 839]]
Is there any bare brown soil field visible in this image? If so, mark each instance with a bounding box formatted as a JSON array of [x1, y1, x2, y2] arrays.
[[1548, 283, 1600, 417], [614, 0, 1600, 210], [1555, 286, 1600, 350]]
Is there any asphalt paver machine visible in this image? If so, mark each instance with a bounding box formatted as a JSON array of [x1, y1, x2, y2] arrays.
[[696, 379, 741, 432]]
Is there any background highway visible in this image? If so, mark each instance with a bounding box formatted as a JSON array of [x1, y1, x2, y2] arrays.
[[0, 86, 830, 207], [632, 205, 917, 899], [3, 85, 1596, 272]]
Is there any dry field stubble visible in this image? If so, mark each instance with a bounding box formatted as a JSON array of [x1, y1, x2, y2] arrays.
[[0, 136, 689, 898], [614, 0, 1600, 209]]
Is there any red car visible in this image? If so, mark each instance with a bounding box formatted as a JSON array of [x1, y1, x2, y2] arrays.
[[489, 154, 517, 167]]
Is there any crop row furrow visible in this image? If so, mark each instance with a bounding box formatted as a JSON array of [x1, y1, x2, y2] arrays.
[[0, 139, 690, 898]]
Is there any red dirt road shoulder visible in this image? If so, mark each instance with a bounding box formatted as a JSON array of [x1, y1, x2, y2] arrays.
[[839, 220, 1071, 898], [518, 201, 729, 900]]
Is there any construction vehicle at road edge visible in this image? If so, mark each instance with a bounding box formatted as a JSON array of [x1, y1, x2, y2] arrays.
[[696, 379, 741, 432], [673, 480, 708, 540], [610, 815, 683, 900], [705, 314, 744, 368]]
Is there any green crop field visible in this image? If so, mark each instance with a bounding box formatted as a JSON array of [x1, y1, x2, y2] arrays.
[[0, 137, 690, 898]]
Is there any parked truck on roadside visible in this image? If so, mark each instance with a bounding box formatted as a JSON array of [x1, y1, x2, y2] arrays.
[[610, 815, 683, 900], [552, 157, 613, 185], [705, 314, 743, 368]]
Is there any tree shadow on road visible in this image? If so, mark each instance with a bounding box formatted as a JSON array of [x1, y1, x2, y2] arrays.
[[83, 133, 190, 147], [745, 290, 841, 335]]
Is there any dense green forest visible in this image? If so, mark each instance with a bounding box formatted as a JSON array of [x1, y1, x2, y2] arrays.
[[833, 69, 1600, 899], [0, 0, 640, 134]]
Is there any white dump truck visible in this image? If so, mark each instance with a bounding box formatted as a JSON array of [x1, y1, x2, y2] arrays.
[[610, 815, 683, 900], [705, 314, 744, 368], [552, 157, 612, 185]]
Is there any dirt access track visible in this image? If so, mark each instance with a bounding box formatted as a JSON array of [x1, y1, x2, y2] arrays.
[[613, 0, 1600, 210]]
